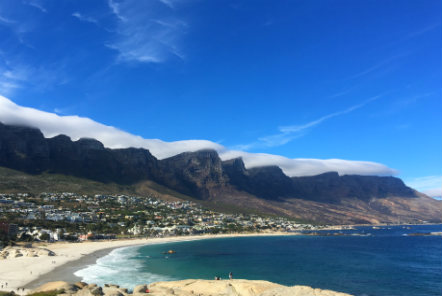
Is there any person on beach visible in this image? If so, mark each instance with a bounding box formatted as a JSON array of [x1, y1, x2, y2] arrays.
[[229, 272, 233, 280]]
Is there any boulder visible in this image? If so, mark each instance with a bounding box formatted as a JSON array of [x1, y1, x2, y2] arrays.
[[132, 285, 148, 294], [102, 286, 126, 296], [33, 281, 76, 293], [74, 282, 88, 289], [259, 285, 353, 296], [90, 286, 104, 296], [147, 280, 354, 296]]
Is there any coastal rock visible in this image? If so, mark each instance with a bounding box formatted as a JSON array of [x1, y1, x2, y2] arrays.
[[259, 285, 353, 296], [148, 279, 283, 296], [0, 246, 55, 260], [90, 286, 104, 296], [132, 285, 148, 294], [76, 285, 103, 296], [33, 281, 77, 293], [32, 280, 353, 296], [102, 287, 125, 296], [146, 279, 353, 296], [74, 282, 88, 289]]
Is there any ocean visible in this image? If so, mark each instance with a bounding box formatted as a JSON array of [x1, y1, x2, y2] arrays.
[[74, 224, 442, 296]]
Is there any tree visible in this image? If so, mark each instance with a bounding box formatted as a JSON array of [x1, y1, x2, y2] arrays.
[[40, 232, 50, 241]]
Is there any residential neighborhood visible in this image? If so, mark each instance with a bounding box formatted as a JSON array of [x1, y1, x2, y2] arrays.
[[0, 192, 323, 244]]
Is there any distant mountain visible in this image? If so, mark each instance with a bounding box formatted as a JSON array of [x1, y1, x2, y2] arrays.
[[1, 122, 441, 224]]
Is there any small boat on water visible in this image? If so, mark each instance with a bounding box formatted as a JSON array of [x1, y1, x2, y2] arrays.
[[162, 250, 176, 254]]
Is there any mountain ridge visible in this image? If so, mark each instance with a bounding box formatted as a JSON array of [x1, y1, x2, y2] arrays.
[[1, 122, 440, 224]]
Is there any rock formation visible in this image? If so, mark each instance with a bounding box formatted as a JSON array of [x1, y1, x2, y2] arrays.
[[1, 122, 441, 224], [0, 246, 55, 260], [31, 280, 354, 296]]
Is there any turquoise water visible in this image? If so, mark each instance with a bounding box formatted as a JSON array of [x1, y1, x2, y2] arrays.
[[75, 225, 442, 296]]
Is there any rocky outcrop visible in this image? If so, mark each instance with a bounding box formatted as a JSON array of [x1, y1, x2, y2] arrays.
[[0, 122, 158, 184], [157, 150, 228, 199], [0, 122, 418, 202], [0, 246, 55, 260], [32, 280, 353, 296], [223, 158, 297, 200], [290, 172, 416, 203], [1, 122, 437, 224]]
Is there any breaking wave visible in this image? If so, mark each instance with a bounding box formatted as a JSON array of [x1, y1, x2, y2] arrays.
[[74, 246, 175, 289]]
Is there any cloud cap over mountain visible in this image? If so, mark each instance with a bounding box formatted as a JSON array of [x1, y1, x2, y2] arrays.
[[0, 95, 397, 177]]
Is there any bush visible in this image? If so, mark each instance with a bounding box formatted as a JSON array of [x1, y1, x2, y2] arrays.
[[0, 291, 17, 296], [39, 233, 50, 241]]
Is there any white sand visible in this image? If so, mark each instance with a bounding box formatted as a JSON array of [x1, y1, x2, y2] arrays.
[[0, 232, 297, 292]]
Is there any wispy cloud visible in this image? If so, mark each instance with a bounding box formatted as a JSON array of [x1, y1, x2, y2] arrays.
[[0, 9, 36, 46], [235, 93, 385, 151], [106, 0, 187, 64], [328, 86, 357, 99], [406, 176, 442, 198], [72, 12, 98, 24], [159, 0, 177, 9], [0, 96, 398, 177], [0, 61, 29, 95], [0, 80, 20, 95], [281, 94, 382, 133], [0, 56, 69, 95], [406, 23, 441, 39], [372, 91, 437, 118], [24, 0, 47, 13], [0, 15, 15, 24], [347, 53, 409, 80]]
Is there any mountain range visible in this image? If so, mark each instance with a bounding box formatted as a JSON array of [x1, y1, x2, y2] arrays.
[[1, 122, 441, 224]]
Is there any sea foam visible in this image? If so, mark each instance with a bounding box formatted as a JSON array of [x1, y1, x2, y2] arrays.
[[74, 246, 174, 289]]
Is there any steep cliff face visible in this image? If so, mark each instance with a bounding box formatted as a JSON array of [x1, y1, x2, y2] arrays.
[[0, 122, 418, 201], [1, 122, 435, 224], [158, 150, 228, 199], [222, 159, 417, 202], [0, 123, 158, 183], [290, 172, 416, 203], [0, 124, 51, 173], [222, 158, 295, 200]]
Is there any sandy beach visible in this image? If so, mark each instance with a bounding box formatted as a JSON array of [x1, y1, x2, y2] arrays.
[[0, 232, 297, 293]]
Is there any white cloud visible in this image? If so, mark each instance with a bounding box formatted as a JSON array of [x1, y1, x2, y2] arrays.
[[25, 0, 47, 13], [0, 65, 29, 95], [423, 188, 442, 198], [0, 15, 15, 24], [0, 61, 67, 94], [221, 150, 396, 177], [235, 93, 384, 150], [0, 95, 398, 177], [406, 176, 442, 198], [106, 0, 186, 63], [280, 94, 383, 134], [406, 23, 441, 39], [72, 12, 98, 24], [158, 0, 177, 9], [0, 81, 20, 95]]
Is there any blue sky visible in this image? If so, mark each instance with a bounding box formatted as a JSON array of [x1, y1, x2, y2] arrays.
[[0, 0, 441, 196]]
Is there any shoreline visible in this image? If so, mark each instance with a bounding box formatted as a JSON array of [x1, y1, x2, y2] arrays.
[[1, 232, 299, 292], [2, 224, 441, 293], [23, 247, 115, 290]]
